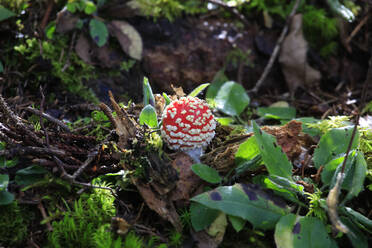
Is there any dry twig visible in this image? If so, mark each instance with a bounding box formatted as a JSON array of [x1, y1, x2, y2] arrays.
[[249, 0, 301, 93]]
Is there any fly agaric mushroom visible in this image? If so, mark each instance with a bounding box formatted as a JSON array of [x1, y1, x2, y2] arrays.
[[161, 96, 216, 159]]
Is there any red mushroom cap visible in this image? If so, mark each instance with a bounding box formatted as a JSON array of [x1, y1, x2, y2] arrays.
[[161, 96, 216, 150]]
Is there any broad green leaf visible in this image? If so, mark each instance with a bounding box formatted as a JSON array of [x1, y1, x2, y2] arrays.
[[341, 207, 372, 233], [313, 126, 359, 169], [15, 165, 47, 186], [143, 77, 155, 106], [0, 61, 3, 73], [84, 1, 97, 14], [253, 121, 293, 179], [342, 151, 367, 201], [215, 117, 234, 126], [190, 202, 220, 231], [0, 5, 16, 22], [340, 216, 368, 248], [206, 70, 228, 107], [0, 174, 9, 190], [188, 83, 210, 97], [258, 176, 303, 205], [228, 215, 246, 232], [191, 163, 221, 184], [89, 19, 108, 47], [66, 2, 77, 13], [192, 183, 290, 230], [139, 105, 158, 128], [322, 151, 366, 201], [235, 136, 260, 166], [0, 191, 14, 205], [215, 81, 250, 116], [257, 107, 296, 120], [275, 214, 333, 248]]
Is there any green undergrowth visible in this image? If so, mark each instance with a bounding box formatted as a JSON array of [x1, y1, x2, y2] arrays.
[[47, 180, 117, 248], [13, 37, 98, 103], [0, 201, 35, 247]]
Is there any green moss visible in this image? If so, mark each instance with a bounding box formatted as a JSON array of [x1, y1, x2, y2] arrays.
[[14, 37, 98, 103], [136, 0, 207, 21], [47, 181, 117, 248], [0, 201, 34, 246]]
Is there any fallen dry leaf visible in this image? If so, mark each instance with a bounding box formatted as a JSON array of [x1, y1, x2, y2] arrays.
[[279, 14, 321, 95], [108, 20, 143, 60]]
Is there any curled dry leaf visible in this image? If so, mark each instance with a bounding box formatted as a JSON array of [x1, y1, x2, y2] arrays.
[[75, 34, 94, 64], [108, 20, 143, 60], [279, 14, 321, 95], [56, 9, 79, 33]]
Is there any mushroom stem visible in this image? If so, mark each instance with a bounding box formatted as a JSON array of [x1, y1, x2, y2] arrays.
[[184, 147, 204, 164]]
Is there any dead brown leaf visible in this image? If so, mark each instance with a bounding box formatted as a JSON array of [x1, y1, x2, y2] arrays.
[[279, 14, 321, 95]]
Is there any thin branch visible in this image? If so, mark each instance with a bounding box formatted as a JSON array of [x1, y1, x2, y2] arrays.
[[25, 107, 70, 132], [0, 146, 66, 157], [249, 0, 301, 93], [0, 93, 43, 144]]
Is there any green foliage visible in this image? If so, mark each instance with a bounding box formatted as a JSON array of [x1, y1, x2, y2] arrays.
[[140, 105, 158, 128], [191, 163, 222, 184], [14, 37, 98, 103], [123, 231, 145, 248], [214, 81, 250, 116], [0, 201, 33, 246], [274, 214, 335, 248], [89, 19, 108, 47], [136, 0, 207, 21], [48, 181, 117, 248], [0, 5, 15, 22], [302, 5, 339, 57], [305, 189, 327, 221], [257, 107, 296, 120], [0, 0, 28, 14]]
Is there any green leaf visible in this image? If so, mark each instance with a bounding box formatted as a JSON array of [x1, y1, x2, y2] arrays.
[[162, 92, 171, 105], [295, 117, 321, 136], [45, 21, 56, 39], [257, 107, 296, 120], [215, 117, 234, 126], [143, 77, 155, 106], [190, 202, 220, 231], [191, 183, 290, 230], [253, 121, 293, 179], [0, 174, 9, 190], [15, 165, 47, 186], [206, 70, 229, 107], [275, 214, 333, 248], [228, 215, 246, 232], [139, 105, 158, 128], [235, 136, 260, 166], [84, 1, 97, 14], [321, 151, 366, 201], [89, 19, 108, 47], [268, 175, 304, 195], [341, 207, 372, 233], [188, 83, 210, 97], [191, 163, 221, 184], [0, 5, 16, 22], [0, 60, 3, 73], [215, 81, 250, 116], [0, 190, 14, 205], [66, 2, 77, 13], [313, 126, 359, 169], [340, 216, 368, 248]]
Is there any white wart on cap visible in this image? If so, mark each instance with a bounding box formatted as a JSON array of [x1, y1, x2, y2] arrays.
[[161, 96, 216, 151]]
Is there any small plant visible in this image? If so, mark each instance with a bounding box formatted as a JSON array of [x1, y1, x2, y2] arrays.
[[0, 201, 34, 246], [47, 180, 117, 248]]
